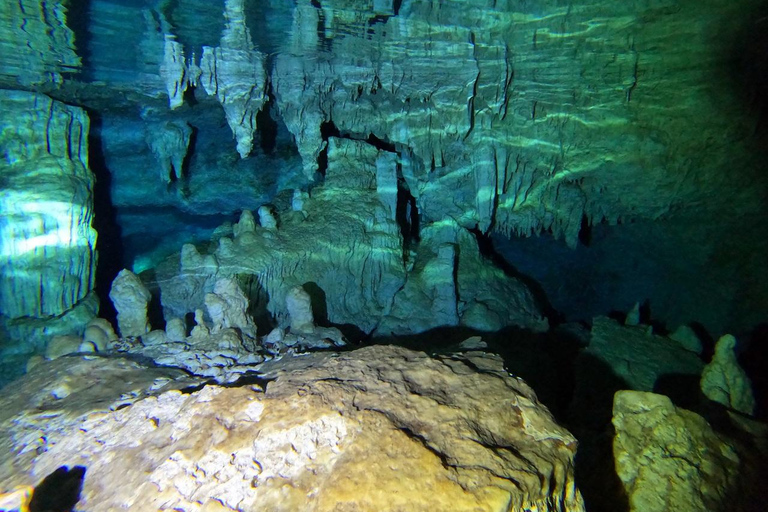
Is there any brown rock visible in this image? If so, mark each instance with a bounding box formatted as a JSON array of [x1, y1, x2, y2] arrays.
[[0, 346, 584, 512]]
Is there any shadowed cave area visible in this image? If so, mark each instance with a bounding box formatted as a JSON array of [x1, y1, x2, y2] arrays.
[[1, 1, 768, 511]]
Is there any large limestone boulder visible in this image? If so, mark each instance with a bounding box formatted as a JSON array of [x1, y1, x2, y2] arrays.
[[0, 346, 585, 512], [109, 269, 151, 337], [612, 390, 767, 512], [700, 334, 756, 415]]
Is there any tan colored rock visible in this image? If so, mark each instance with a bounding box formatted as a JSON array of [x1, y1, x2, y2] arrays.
[[613, 390, 767, 512], [44, 335, 83, 360], [0, 346, 584, 512], [700, 334, 755, 415], [82, 326, 109, 352], [25, 355, 44, 373]]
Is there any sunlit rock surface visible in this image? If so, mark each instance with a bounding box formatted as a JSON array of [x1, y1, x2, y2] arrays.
[[0, 90, 97, 322], [0, 346, 584, 512], [613, 390, 768, 512]]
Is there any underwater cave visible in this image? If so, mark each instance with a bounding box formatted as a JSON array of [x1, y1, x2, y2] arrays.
[[1, 1, 767, 511]]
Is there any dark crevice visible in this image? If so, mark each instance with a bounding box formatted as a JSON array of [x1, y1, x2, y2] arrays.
[[316, 120, 341, 178], [578, 213, 591, 246], [29, 465, 86, 512], [88, 110, 123, 327], [470, 228, 561, 325], [365, 132, 397, 152], [181, 85, 198, 107], [257, 88, 279, 155], [64, 0, 92, 79]]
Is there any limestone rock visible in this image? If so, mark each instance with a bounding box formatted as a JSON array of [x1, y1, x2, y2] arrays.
[[199, 0, 269, 157], [158, 244, 220, 321], [585, 316, 703, 393], [613, 390, 767, 512], [285, 285, 315, 334], [85, 319, 117, 345], [165, 317, 187, 342], [570, 316, 705, 431], [159, 35, 188, 109], [233, 210, 256, 238], [82, 326, 109, 352], [625, 302, 641, 326], [44, 336, 83, 361], [0, 346, 585, 512], [0, 1, 80, 88], [257, 205, 278, 230], [109, 269, 151, 338], [0, 91, 96, 321], [669, 324, 703, 354], [701, 334, 756, 415], [144, 119, 192, 184], [204, 277, 257, 338]]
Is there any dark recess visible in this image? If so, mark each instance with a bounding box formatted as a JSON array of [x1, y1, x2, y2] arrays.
[[88, 111, 123, 326], [256, 91, 279, 155], [471, 228, 561, 325], [64, 0, 92, 79], [316, 120, 341, 178], [29, 465, 86, 512]]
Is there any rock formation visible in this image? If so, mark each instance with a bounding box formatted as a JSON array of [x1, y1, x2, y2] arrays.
[[0, 90, 98, 371], [0, 346, 585, 512], [109, 269, 151, 338], [613, 390, 767, 512], [285, 285, 315, 334], [0, 1, 80, 88], [0, 91, 96, 322], [204, 277, 257, 338], [700, 334, 756, 416], [144, 119, 192, 185], [199, 0, 269, 158]]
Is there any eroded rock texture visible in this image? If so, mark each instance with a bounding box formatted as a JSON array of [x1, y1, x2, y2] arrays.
[[0, 346, 585, 512], [0, 90, 97, 322], [155, 139, 547, 335], [613, 390, 768, 512], [271, 0, 766, 247]]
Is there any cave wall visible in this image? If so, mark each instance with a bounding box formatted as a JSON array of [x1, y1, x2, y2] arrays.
[[1, 0, 767, 340]]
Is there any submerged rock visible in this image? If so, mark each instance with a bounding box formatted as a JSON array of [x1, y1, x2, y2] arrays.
[[0, 346, 584, 512], [700, 334, 756, 416], [613, 390, 767, 512]]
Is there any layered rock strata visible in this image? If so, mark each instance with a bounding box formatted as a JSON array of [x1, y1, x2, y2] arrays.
[[0, 90, 97, 322]]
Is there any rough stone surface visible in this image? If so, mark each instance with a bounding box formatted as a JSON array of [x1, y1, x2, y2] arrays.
[[285, 285, 315, 334], [0, 90, 96, 321], [612, 390, 767, 512], [700, 334, 756, 415], [145, 119, 192, 184], [109, 269, 152, 337], [0, 346, 584, 512], [584, 316, 703, 393], [669, 324, 703, 355], [204, 277, 257, 338]]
